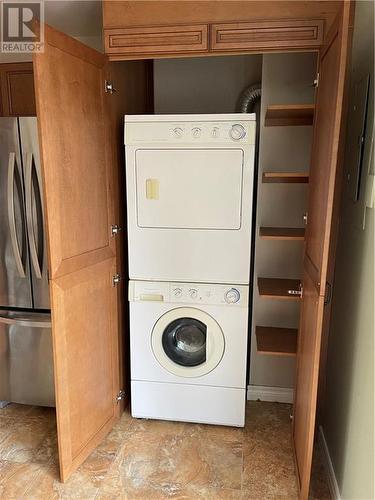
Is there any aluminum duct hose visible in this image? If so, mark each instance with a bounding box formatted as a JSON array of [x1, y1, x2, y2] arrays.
[[237, 83, 262, 113]]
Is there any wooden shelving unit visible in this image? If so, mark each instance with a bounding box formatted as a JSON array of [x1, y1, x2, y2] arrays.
[[256, 326, 297, 356], [264, 104, 315, 126], [258, 277, 301, 299], [262, 172, 309, 183], [259, 227, 305, 240]]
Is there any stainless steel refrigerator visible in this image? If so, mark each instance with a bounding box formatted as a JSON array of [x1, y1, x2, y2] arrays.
[[0, 117, 55, 407]]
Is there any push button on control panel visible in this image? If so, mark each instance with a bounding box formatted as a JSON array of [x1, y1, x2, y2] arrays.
[[211, 127, 220, 138]]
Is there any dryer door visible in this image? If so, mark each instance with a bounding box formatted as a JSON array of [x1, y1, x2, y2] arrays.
[[151, 307, 225, 378], [135, 149, 243, 229]]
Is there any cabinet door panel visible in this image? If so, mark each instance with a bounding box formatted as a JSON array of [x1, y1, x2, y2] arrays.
[[34, 32, 115, 279], [293, 3, 354, 499], [211, 19, 324, 52], [33, 24, 120, 482], [105, 24, 208, 60], [51, 258, 119, 474]]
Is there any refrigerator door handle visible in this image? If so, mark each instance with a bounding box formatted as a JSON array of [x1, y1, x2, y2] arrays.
[[25, 152, 42, 279], [0, 313, 51, 329], [7, 152, 26, 278]]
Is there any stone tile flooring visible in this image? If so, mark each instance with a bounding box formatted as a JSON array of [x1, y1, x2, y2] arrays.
[[0, 401, 330, 499]]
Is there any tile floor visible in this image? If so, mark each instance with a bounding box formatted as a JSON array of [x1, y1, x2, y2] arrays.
[[0, 401, 330, 499]]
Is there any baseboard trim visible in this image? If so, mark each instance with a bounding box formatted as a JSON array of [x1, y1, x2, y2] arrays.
[[319, 426, 341, 500], [247, 385, 294, 404]]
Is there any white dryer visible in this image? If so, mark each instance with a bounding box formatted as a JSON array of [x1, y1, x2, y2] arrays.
[[129, 280, 249, 427], [125, 114, 256, 284]]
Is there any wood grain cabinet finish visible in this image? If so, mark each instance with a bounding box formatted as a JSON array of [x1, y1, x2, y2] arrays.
[[211, 19, 324, 52], [105, 24, 209, 60], [0, 62, 36, 116]]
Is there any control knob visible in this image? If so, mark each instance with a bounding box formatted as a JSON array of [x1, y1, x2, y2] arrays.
[[189, 288, 198, 299], [192, 127, 201, 138], [224, 288, 240, 304], [173, 287, 183, 297], [173, 127, 183, 138], [229, 124, 246, 141]]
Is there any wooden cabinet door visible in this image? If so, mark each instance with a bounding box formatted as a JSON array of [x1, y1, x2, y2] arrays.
[[33, 25, 120, 481], [293, 3, 354, 499], [210, 19, 324, 53], [0, 62, 36, 116], [105, 24, 209, 60]]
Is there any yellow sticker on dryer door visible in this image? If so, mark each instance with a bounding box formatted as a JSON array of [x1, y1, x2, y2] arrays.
[[146, 178, 159, 200]]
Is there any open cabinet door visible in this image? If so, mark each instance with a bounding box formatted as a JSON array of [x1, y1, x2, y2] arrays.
[[33, 25, 121, 481], [293, 3, 354, 499]]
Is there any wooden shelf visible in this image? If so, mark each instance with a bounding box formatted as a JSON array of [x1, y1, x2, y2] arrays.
[[265, 104, 315, 126], [262, 172, 309, 183], [258, 277, 301, 299], [259, 227, 305, 240], [256, 326, 297, 356]]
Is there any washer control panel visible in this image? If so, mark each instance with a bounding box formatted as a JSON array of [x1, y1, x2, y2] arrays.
[[129, 281, 248, 307]]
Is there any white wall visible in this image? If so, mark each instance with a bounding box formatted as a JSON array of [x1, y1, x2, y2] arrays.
[[250, 52, 316, 389], [154, 54, 262, 114], [322, 1, 374, 498]]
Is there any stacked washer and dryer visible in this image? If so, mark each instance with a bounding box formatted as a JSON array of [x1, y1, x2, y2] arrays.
[[125, 114, 256, 427]]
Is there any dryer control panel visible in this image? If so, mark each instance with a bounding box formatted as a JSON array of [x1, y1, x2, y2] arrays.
[[129, 280, 249, 307], [125, 114, 256, 146]]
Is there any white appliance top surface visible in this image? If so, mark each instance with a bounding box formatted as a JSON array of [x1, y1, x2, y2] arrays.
[[125, 113, 256, 122]]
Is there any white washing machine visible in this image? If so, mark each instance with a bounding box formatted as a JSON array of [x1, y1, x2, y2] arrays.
[[125, 113, 256, 284], [129, 280, 249, 427]]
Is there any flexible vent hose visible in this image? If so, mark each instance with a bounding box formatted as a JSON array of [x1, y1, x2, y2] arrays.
[[237, 83, 262, 113]]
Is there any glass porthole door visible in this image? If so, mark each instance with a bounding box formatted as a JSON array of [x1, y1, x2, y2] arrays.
[[152, 307, 225, 378], [162, 317, 207, 367]]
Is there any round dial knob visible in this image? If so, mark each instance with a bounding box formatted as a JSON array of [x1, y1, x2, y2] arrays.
[[189, 288, 198, 299], [173, 127, 183, 138], [173, 287, 183, 297], [229, 124, 246, 141], [224, 288, 240, 304], [192, 127, 201, 138]]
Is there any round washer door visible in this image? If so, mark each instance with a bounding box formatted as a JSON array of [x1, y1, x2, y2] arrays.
[[151, 307, 225, 378]]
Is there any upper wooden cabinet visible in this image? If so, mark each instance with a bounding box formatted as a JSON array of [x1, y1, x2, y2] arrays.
[[211, 19, 324, 52], [103, 0, 340, 60], [105, 24, 209, 60], [0, 62, 36, 116]]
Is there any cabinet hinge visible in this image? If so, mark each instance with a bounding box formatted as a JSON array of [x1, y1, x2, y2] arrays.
[[313, 73, 320, 88], [112, 273, 122, 286], [116, 390, 126, 403], [111, 224, 121, 236], [105, 80, 116, 94], [303, 212, 308, 226]]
